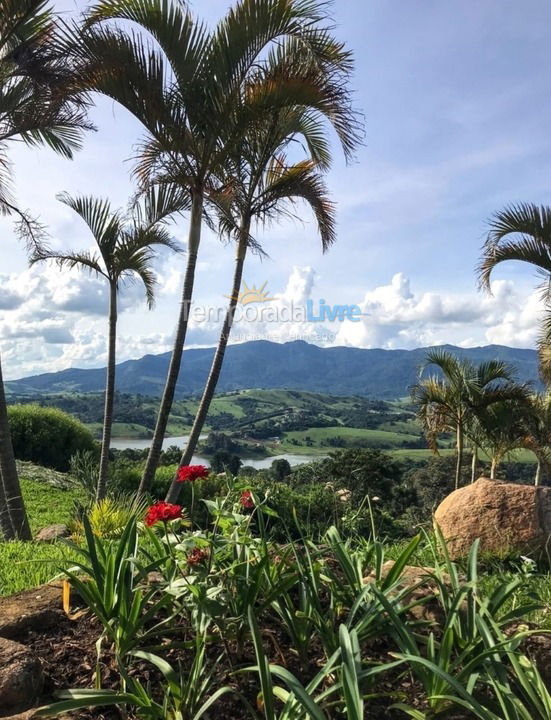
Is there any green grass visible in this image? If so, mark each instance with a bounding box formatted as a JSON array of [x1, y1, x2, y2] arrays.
[[0, 541, 78, 596], [86, 421, 154, 439], [0, 467, 84, 596], [378, 419, 422, 434], [390, 448, 456, 459], [19, 475, 84, 534], [283, 426, 420, 448]]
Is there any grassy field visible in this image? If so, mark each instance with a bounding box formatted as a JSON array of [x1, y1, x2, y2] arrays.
[[0, 465, 83, 596], [282, 426, 420, 449]]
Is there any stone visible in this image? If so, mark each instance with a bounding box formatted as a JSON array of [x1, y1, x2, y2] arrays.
[[522, 632, 551, 690], [363, 560, 452, 623], [0, 637, 43, 711], [434, 477, 551, 559], [35, 524, 69, 543], [0, 583, 64, 640]]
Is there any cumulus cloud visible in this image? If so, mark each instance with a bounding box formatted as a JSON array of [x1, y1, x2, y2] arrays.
[[334, 273, 543, 349], [0, 262, 545, 380], [223, 268, 544, 352]]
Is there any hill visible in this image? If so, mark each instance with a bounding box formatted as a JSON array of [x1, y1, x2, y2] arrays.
[[6, 340, 540, 399]]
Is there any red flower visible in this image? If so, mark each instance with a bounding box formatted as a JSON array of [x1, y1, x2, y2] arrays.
[[187, 547, 209, 566], [177, 465, 209, 483], [240, 490, 254, 509], [145, 501, 183, 527]]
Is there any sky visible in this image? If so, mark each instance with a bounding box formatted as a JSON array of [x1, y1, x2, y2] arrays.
[[2, 0, 551, 380]]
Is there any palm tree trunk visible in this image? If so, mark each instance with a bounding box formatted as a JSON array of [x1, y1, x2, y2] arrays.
[[0, 468, 15, 539], [97, 282, 117, 501], [165, 226, 249, 504], [490, 457, 498, 479], [471, 445, 478, 483], [0, 354, 31, 539], [535, 458, 542, 486], [140, 191, 203, 495], [455, 423, 463, 490]]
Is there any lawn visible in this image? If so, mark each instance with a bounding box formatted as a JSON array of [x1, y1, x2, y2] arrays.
[[0, 465, 83, 596], [283, 425, 420, 448]]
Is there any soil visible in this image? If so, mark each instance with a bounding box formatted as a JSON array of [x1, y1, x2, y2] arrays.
[[0, 596, 423, 720]]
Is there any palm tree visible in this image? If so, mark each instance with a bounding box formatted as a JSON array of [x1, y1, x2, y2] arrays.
[[479, 202, 551, 352], [163, 110, 337, 502], [31, 188, 181, 499], [475, 399, 524, 479], [74, 0, 361, 492], [0, 0, 89, 539], [517, 393, 551, 485], [411, 349, 529, 489]]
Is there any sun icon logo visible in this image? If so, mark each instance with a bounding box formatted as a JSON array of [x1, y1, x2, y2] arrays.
[[227, 281, 276, 305]]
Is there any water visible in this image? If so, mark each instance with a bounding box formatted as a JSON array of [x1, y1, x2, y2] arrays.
[[110, 436, 322, 468], [110, 435, 197, 451], [242, 453, 325, 469]]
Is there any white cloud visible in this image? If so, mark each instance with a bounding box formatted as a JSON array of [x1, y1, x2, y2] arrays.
[[1, 262, 546, 380]]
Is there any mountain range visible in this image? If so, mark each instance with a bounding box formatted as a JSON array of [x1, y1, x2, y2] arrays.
[[5, 340, 541, 400]]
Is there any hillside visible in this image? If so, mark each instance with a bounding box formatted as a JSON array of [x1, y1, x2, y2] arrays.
[[6, 340, 540, 399]]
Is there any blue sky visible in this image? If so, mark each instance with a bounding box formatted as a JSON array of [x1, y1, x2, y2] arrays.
[[2, 0, 551, 378]]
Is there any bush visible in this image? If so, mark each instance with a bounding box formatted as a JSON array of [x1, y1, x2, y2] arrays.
[[8, 404, 97, 472]]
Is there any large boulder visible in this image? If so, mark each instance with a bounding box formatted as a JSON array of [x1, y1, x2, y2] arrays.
[[434, 477, 551, 559], [0, 583, 64, 640], [0, 637, 43, 711]]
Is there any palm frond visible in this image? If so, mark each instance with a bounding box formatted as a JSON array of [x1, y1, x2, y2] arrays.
[[131, 182, 189, 230], [86, 0, 209, 91], [421, 349, 468, 386], [29, 248, 105, 278], [479, 203, 551, 291], [538, 338, 551, 386], [254, 158, 336, 251], [75, 23, 173, 137], [115, 243, 158, 308], [57, 193, 122, 253]]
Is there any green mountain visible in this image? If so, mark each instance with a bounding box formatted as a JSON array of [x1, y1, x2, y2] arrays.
[[6, 340, 540, 400]]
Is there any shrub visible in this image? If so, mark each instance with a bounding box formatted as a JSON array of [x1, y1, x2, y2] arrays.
[[8, 404, 97, 472]]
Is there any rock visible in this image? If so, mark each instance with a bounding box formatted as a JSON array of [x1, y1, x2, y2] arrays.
[[0, 583, 64, 640], [35, 524, 69, 542], [434, 477, 551, 559], [363, 560, 451, 623], [0, 637, 43, 711], [522, 632, 551, 690]]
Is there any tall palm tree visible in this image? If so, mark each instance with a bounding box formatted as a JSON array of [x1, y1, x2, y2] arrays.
[[479, 202, 551, 355], [163, 111, 337, 502], [74, 0, 361, 492], [411, 349, 528, 489], [31, 188, 181, 499], [0, 0, 89, 539]]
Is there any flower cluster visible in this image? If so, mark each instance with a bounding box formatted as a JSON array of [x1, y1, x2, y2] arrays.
[[187, 547, 209, 566], [145, 501, 183, 527], [177, 465, 209, 483], [240, 490, 254, 509]]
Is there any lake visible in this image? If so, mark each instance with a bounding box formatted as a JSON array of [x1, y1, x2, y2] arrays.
[[110, 436, 322, 469]]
